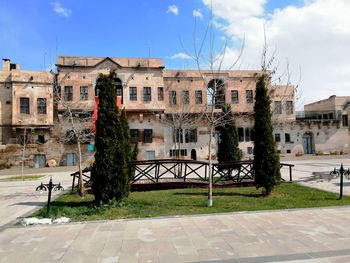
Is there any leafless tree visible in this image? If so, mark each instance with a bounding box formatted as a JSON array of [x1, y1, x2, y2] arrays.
[[52, 73, 94, 196]]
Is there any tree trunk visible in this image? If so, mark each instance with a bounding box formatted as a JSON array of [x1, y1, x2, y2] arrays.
[[208, 126, 213, 207], [77, 139, 85, 197], [21, 127, 27, 181]]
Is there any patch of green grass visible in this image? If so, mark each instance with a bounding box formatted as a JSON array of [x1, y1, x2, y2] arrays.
[[2, 175, 45, 181], [33, 183, 350, 221]]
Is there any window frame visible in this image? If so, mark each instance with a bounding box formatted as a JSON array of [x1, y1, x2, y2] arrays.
[[20, 97, 30, 114], [143, 87, 152, 102], [64, 86, 73, 101], [246, 90, 254, 103], [231, 90, 239, 104], [129, 87, 137, 101], [37, 98, 47, 114], [195, 90, 203, 104]]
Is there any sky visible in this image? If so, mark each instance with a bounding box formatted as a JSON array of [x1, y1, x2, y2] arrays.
[[1, 0, 349, 107]]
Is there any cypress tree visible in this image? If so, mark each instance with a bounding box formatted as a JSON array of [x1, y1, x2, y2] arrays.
[[253, 73, 281, 195], [120, 108, 132, 163], [92, 72, 129, 204], [217, 104, 242, 164]]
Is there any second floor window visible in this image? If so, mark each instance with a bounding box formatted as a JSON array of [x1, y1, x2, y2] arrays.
[[169, 90, 177, 105], [143, 87, 151, 102], [185, 129, 197, 143], [286, 101, 294, 114], [129, 87, 137, 101], [37, 98, 47, 114], [130, 129, 139, 143], [285, 133, 292, 143], [64, 86, 73, 101], [80, 86, 88, 100], [195, 90, 202, 104], [158, 87, 164, 101], [20, 97, 29, 114], [183, 90, 189, 104], [174, 128, 183, 143], [144, 129, 153, 143], [246, 90, 253, 103], [274, 101, 282, 114], [275, 133, 281, 142], [231, 90, 239, 104]]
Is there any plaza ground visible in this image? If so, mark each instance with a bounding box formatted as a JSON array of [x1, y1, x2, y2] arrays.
[[0, 156, 350, 262]]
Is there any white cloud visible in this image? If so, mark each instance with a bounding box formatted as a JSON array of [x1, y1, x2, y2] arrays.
[[167, 5, 179, 15], [51, 2, 72, 18], [169, 52, 191, 60], [202, 0, 350, 105], [193, 9, 203, 19]]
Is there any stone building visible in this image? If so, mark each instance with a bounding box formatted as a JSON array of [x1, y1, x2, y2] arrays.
[[0, 55, 348, 168], [0, 59, 57, 168]]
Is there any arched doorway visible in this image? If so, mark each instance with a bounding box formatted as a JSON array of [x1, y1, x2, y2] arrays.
[[207, 79, 225, 108], [191, 149, 197, 160], [302, 132, 314, 154]]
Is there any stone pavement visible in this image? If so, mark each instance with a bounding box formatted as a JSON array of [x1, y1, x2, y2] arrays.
[[280, 157, 350, 196], [1, 206, 350, 262], [0, 169, 74, 228]]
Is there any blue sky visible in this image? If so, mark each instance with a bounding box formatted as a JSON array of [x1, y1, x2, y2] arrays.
[[1, 0, 349, 104]]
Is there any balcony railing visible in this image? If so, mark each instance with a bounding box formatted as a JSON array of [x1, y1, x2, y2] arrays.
[[296, 110, 342, 121]]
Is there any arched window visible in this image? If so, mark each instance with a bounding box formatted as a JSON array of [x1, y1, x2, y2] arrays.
[[207, 79, 225, 109], [115, 78, 123, 104]]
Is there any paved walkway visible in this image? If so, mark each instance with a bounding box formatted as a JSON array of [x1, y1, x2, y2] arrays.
[[0, 157, 350, 262], [1, 206, 350, 262], [0, 170, 74, 228]]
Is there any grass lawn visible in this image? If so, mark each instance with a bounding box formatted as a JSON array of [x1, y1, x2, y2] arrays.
[[2, 175, 45, 181], [33, 182, 350, 221]]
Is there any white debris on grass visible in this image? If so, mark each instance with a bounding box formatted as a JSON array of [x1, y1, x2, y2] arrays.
[[53, 217, 70, 224], [21, 217, 70, 226]]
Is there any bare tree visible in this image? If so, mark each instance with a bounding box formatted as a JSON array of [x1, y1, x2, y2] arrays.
[[183, 8, 244, 207], [52, 74, 94, 196]]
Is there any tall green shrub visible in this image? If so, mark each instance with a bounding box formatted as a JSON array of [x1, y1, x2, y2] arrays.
[[253, 74, 280, 195], [92, 72, 129, 204], [217, 104, 242, 164]]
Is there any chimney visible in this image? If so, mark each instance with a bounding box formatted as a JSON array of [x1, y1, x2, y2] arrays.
[[2, 58, 10, 71]]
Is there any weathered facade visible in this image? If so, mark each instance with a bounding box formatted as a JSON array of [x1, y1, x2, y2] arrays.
[[0, 56, 348, 168]]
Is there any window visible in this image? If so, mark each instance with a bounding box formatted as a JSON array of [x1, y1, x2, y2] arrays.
[[64, 86, 73, 101], [19, 134, 29, 145], [342, 115, 348, 127], [195, 90, 202, 104], [158, 87, 164, 101], [247, 147, 253, 155], [143, 87, 151, 102], [285, 133, 292, 143], [130, 129, 139, 143], [183, 90, 189, 104], [174, 128, 183, 143], [275, 133, 281, 142], [169, 90, 177, 105], [20, 97, 29, 114], [245, 128, 251, 142], [37, 98, 47, 114], [38, 135, 45, 144], [274, 101, 282, 114], [169, 149, 187, 157], [286, 101, 294, 114], [144, 129, 153, 143], [185, 129, 197, 143], [129, 87, 137, 101], [116, 86, 123, 104], [80, 86, 88, 100], [246, 90, 253, 103], [231, 90, 239, 104], [238, 128, 244, 142]]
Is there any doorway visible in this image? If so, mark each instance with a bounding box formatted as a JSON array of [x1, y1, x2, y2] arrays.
[[191, 149, 197, 160], [302, 132, 314, 154], [35, 154, 46, 168]]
